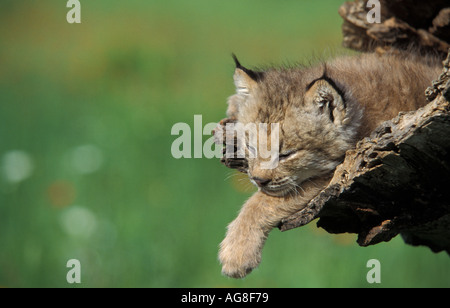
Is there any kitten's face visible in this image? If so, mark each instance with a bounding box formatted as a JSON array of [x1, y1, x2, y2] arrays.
[[227, 59, 360, 197]]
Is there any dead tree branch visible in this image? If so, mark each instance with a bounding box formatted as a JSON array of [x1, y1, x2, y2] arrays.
[[278, 0, 450, 254], [339, 0, 450, 57], [215, 1, 450, 254], [280, 48, 450, 254]]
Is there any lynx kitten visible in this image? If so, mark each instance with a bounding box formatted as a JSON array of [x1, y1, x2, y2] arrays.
[[216, 51, 441, 278]]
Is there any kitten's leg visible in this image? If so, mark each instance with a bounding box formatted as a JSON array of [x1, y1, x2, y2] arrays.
[[219, 177, 330, 278]]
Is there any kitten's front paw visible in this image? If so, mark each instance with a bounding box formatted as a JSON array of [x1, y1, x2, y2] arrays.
[[219, 235, 262, 279]]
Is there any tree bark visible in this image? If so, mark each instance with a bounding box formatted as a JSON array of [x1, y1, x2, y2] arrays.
[[215, 1, 450, 254], [278, 0, 450, 254], [280, 49, 450, 254], [339, 0, 450, 57]]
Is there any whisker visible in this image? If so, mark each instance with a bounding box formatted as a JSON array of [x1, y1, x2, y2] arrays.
[[292, 181, 306, 194], [223, 171, 239, 181], [306, 178, 319, 188], [223, 171, 255, 193], [239, 180, 255, 193]]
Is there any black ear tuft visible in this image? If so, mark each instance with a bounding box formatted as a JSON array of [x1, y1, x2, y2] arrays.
[[232, 53, 242, 69], [231, 53, 264, 82]]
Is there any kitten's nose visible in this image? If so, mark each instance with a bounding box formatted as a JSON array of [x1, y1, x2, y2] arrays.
[[252, 177, 271, 187]]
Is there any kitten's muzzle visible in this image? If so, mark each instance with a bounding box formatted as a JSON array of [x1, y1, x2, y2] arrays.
[[251, 177, 271, 187]]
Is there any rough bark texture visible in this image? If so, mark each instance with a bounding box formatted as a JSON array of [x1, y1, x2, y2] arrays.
[[339, 0, 450, 57], [280, 50, 450, 254], [215, 1, 450, 254], [280, 0, 450, 254]]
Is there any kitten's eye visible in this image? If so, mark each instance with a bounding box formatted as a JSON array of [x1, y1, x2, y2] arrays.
[[279, 150, 297, 160]]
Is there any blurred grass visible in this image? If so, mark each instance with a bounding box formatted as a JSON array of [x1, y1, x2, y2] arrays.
[[0, 0, 448, 287]]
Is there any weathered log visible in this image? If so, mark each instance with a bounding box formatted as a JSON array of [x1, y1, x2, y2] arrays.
[[214, 51, 450, 254], [429, 8, 450, 43], [338, 0, 450, 57], [215, 1, 450, 255], [280, 50, 450, 254]]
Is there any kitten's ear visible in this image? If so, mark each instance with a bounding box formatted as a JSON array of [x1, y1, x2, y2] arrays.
[[232, 54, 262, 96], [305, 78, 348, 126]]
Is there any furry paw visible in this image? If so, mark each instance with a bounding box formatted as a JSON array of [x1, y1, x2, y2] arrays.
[[219, 235, 262, 279]]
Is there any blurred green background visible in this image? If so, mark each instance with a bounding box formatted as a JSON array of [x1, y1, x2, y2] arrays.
[[0, 0, 448, 288]]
